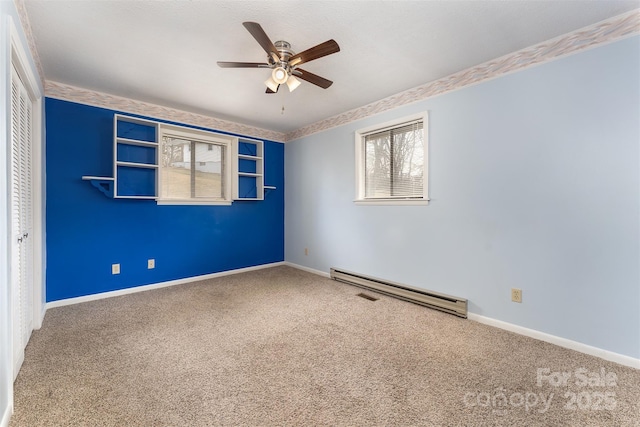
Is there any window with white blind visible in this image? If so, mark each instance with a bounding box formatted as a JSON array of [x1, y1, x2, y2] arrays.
[[355, 112, 429, 205]]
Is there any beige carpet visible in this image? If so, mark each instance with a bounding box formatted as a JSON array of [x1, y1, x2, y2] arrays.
[[10, 266, 640, 426]]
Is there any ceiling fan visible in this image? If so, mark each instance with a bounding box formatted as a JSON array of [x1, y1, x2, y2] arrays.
[[217, 22, 340, 93]]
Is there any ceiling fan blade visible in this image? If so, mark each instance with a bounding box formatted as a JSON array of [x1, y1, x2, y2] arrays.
[[289, 39, 340, 67], [294, 68, 333, 89], [217, 61, 269, 68], [265, 85, 280, 94], [243, 22, 281, 63]]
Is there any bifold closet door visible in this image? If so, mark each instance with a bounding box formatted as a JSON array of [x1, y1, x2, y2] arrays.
[[10, 65, 34, 379]]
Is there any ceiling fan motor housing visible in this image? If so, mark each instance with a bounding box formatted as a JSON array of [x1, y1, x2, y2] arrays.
[[272, 40, 294, 69]]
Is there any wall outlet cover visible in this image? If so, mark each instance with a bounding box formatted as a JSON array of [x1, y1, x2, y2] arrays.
[[511, 288, 522, 303]]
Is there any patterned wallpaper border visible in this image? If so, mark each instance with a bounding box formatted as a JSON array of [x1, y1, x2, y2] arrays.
[[16, 1, 639, 143], [14, 0, 45, 86], [45, 81, 287, 142], [285, 9, 640, 142]]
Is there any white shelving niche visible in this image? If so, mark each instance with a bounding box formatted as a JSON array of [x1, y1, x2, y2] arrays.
[[113, 115, 159, 199], [234, 138, 265, 201], [83, 115, 276, 202]]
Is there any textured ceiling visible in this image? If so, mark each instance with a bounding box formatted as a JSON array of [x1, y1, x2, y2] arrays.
[[23, 0, 640, 133]]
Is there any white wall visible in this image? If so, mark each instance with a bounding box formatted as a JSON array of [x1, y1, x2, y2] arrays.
[[285, 36, 640, 360]]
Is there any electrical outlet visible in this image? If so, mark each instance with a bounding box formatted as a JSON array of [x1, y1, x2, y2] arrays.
[[304, 248, 308, 256], [148, 259, 155, 269], [112, 263, 120, 275], [511, 288, 522, 303]]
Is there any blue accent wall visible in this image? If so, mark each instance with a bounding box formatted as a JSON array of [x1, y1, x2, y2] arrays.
[[46, 98, 284, 302]]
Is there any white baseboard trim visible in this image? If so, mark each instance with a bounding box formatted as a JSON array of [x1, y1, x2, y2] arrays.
[[283, 262, 331, 278], [44, 261, 638, 369], [1, 402, 13, 427], [287, 263, 640, 368], [46, 261, 286, 309], [468, 313, 640, 369]]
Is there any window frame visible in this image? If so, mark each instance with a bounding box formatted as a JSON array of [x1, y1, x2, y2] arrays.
[[354, 112, 429, 205], [157, 123, 235, 206]]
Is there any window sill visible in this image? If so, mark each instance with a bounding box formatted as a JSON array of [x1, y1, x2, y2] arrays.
[[354, 198, 430, 206], [156, 199, 232, 206]]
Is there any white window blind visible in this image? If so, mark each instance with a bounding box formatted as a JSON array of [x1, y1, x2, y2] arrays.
[[363, 120, 424, 199]]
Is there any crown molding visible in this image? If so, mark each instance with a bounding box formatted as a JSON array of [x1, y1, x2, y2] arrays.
[[285, 9, 640, 142], [13, 0, 45, 87], [45, 81, 286, 142]]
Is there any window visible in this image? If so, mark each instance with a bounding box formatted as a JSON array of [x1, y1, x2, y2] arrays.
[[158, 124, 234, 205], [355, 112, 428, 205]]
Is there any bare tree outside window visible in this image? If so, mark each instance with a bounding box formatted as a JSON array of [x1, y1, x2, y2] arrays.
[[161, 136, 186, 167], [364, 121, 424, 198]]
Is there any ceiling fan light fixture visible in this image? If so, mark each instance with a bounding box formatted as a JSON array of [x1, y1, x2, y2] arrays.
[[286, 75, 301, 92], [265, 77, 279, 92], [272, 67, 288, 84], [219, 22, 339, 93]]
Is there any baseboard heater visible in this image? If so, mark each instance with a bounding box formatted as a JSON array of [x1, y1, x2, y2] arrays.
[[330, 268, 468, 318]]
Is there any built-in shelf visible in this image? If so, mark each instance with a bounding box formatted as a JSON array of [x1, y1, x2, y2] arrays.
[[114, 115, 159, 198], [83, 115, 271, 203], [116, 137, 158, 147], [234, 138, 264, 200], [115, 195, 157, 200], [238, 154, 262, 160], [82, 176, 114, 181], [116, 161, 159, 169]]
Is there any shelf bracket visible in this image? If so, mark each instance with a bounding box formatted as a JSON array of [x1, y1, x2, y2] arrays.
[[82, 176, 115, 198]]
